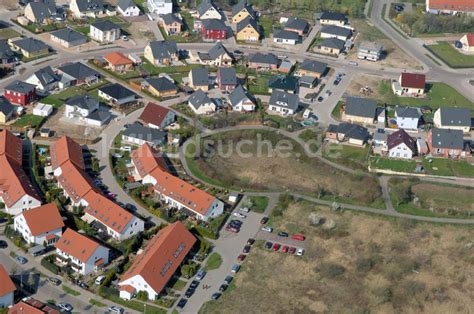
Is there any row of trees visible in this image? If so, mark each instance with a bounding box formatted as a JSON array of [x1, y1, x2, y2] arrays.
[[397, 12, 474, 34]]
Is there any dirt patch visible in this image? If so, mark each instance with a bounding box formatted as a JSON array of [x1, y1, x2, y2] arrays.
[[201, 202, 474, 313], [127, 21, 157, 45], [345, 74, 389, 102]]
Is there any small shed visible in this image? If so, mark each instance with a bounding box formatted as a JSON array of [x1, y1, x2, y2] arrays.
[[33, 103, 53, 117], [228, 192, 240, 203]]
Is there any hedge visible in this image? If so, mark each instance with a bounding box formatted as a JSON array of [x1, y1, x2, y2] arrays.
[[41, 256, 60, 274]]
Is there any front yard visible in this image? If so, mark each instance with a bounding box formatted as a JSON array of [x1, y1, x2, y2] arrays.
[[425, 42, 474, 68]]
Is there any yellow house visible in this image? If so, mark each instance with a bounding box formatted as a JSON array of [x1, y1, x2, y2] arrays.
[[231, 1, 256, 24], [144, 77, 178, 97], [9, 38, 49, 59], [0, 99, 15, 124], [236, 16, 260, 42], [144, 40, 179, 66]]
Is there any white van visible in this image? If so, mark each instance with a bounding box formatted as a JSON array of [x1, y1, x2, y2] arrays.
[[239, 207, 250, 213], [95, 275, 106, 285]]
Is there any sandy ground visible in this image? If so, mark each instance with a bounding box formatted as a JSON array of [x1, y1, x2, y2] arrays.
[[345, 73, 390, 102]]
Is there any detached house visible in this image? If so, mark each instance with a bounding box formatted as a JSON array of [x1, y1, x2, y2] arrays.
[[387, 129, 417, 159], [273, 30, 300, 45], [144, 40, 178, 66], [296, 59, 328, 78], [64, 94, 110, 127], [0, 265, 15, 308], [196, 42, 233, 67], [24, 2, 56, 24], [231, 0, 256, 24], [0, 97, 15, 124], [139, 102, 175, 129], [393, 72, 426, 96], [268, 90, 300, 116], [26, 66, 60, 93], [248, 52, 279, 70], [319, 12, 348, 26], [70, 0, 104, 18], [236, 16, 260, 42], [14, 203, 64, 246], [56, 62, 101, 88], [428, 128, 471, 158], [284, 17, 309, 36], [122, 122, 167, 147], [201, 19, 227, 41], [143, 77, 178, 97], [216, 67, 237, 92], [0, 130, 41, 216], [188, 67, 209, 91], [160, 14, 183, 36], [55, 228, 109, 275], [90, 20, 121, 43], [104, 51, 134, 72], [433, 108, 471, 133], [188, 90, 215, 114], [4, 80, 37, 106], [229, 85, 255, 112], [98, 83, 137, 105], [320, 25, 352, 41], [197, 0, 222, 20], [50, 28, 87, 48], [342, 97, 378, 125], [268, 75, 298, 94], [459, 33, 474, 52], [318, 38, 345, 56], [117, 0, 140, 16], [147, 0, 172, 15], [326, 123, 369, 146], [357, 41, 383, 61], [395, 106, 422, 130], [119, 222, 196, 301], [0, 40, 18, 69], [10, 37, 49, 59]]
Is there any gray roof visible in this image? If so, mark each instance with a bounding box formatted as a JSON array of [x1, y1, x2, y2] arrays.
[[285, 17, 309, 32], [232, 0, 255, 18], [228, 85, 252, 107], [12, 37, 49, 53], [218, 67, 237, 85], [273, 29, 300, 41], [148, 40, 178, 60], [198, 0, 218, 17], [188, 89, 212, 109], [395, 106, 422, 119], [5, 80, 36, 94], [99, 83, 136, 100], [438, 108, 471, 127], [430, 128, 464, 150], [91, 20, 120, 32], [268, 75, 298, 92], [50, 28, 87, 43], [320, 12, 347, 22], [345, 97, 377, 118], [320, 37, 345, 50], [32, 66, 60, 86], [57, 62, 100, 80], [358, 41, 383, 52], [299, 59, 327, 74], [249, 52, 279, 65], [269, 90, 299, 112], [202, 18, 227, 31], [145, 77, 177, 92], [198, 42, 231, 61], [237, 15, 259, 33], [123, 122, 166, 145], [328, 123, 369, 141], [0, 97, 15, 116], [86, 109, 110, 123], [65, 94, 99, 110], [162, 13, 183, 26], [75, 0, 103, 12], [321, 25, 352, 38], [118, 0, 135, 11], [0, 40, 15, 60], [190, 68, 209, 86], [28, 2, 56, 21]]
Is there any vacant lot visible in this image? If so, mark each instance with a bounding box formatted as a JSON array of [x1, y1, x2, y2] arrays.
[[201, 201, 474, 313], [426, 42, 474, 68], [187, 130, 382, 206], [322, 143, 370, 171]]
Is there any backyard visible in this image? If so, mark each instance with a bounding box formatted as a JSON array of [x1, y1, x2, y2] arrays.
[[425, 42, 474, 68]]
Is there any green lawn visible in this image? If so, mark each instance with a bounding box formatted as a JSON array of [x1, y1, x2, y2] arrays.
[[323, 144, 370, 170], [74, 26, 90, 35], [248, 196, 269, 213], [426, 42, 474, 68], [140, 58, 202, 76], [204, 252, 223, 271], [13, 114, 44, 128], [247, 74, 271, 95], [259, 16, 276, 38], [133, 0, 148, 13], [40, 86, 82, 107], [0, 28, 20, 39], [89, 299, 107, 307], [62, 286, 81, 296], [369, 156, 418, 173], [331, 101, 344, 119], [170, 279, 187, 291]]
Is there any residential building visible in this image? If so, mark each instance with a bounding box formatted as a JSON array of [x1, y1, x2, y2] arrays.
[[428, 128, 471, 158], [0, 265, 15, 308], [273, 30, 300, 45], [33, 103, 53, 117], [90, 20, 121, 43], [317, 38, 345, 56], [342, 97, 378, 124], [188, 67, 209, 91], [122, 122, 167, 147], [70, 0, 104, 18], [433, 108, 471, 133], [25, 66, 60, 93], [130, 144, 224, 220], [147, 0, 172, 15], [268, 90, 299, 116], [118, 222, 196, 300], [231, 0, 256, 24], [387, 129, 417, 159], [395, 106, 422, 130], [139, 102, 175, 129], [248, 53, 279, 70], [326, 123, 369, 146], [24, 2, 56, 24], [268, 75, 298, 94], [0, 40, 18, 69], [104, 52, 134, 72], [55, 228, 109, 275], [298, 75, 318, 89], [143, 77, 178, 97], [236, 16, 260, 42], [8, 298, 59, 314], [319, 12, 348, 26], [195, 42, 233, 66], [320, 25, 352, 40], [3, 80, 37, 106], [0, 97, 15, 123], [64, 95, 110, 126], [425, 0, 474, 15], [10, 37, 49, 58], [228, 85, 255, 112], [296, 59, 327, 78], [0, 130, 41, 215], [459, 33, 474, 52], [56, 62, 101, 88], [188, 89, 215, 114], [201, 19, 227, 41], [50, 28, 87, 48], [197, 0, 222, 20], [393, 72, 426, 96], [284, 17, 309, 36], [98, 83, 137, 105], [117, 0, 140, 16], [357, 41, 383, 61], [160, 14, 183, 36], [216, 67, 237, 92], [144, 40, 178, 66], [14, 203, 64, 246]]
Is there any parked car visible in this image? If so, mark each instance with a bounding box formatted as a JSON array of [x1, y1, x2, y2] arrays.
[[296, 248, 305, 256], [234, 50, 244, 56], [219, 284, 228, 292], [79, 282, 89, 289], [190, 280, 199, 289], [15, 256, 27, 264], [243, 245, 251, 253], [239, 207, 250, 213], [292, 234, 306, 241], [224, 276, 233, 285], [288, 247, 296, 254], [333, 77, 341, 85], [348, 61, 358, 66], [95, 275, 106, 285], [232, 264, 241, 273], [317, 96, 324, 102], [58, 303, 73, 312], [261, 226, 273, 233], [108, 306, 124, 313], [230, 220, 242, 227], [121, 146, 132, 152], [233, 212, 246, 219], [211, 293, 221, 300], [185, 287, 195, 298], [48, 277, 61, 286], [196, 270, 206, 281], [278, 231, 289, 237], [281, 246, 289, 253], [0, 240, 7, 249], [177, 298, 187, 310], [237, 254, 246, 262], [247, 238, 255, 246], [272, 243, 281, 251], [264, 241, 273, 249]]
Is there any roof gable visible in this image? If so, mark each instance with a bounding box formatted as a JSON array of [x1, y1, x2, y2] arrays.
[[0, 265, 15, 297], [55, 228, 102, 263], [22, 203, 64, 236], [400, 73, 426, 89]]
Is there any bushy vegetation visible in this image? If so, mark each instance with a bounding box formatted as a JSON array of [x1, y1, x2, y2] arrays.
[[397, 12, 474, 34]]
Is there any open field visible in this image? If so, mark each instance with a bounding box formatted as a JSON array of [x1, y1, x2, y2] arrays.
[[201, 201, 474, 313], [426, 42, 474, 68], [186, 130, 383, 206], [0, 28, 20, 39], [322, 143, 370, 171]]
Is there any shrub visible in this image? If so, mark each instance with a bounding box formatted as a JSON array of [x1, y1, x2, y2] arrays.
[[41, 256, 60, 274], [316, 263, 346, 279], [181, 262, 198, 279], [356, 257, 375, 273], [137, 291, 149, 301]]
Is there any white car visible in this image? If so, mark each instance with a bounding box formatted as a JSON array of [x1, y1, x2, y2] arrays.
[[296, 248, 305, 256], [58, 303, 73, 312], [121, 146, 132, 152], [233, 212, 246, 219], [108, 306, 124, 313], [261, 226, 273, 233], [239, 207, 250, 213]]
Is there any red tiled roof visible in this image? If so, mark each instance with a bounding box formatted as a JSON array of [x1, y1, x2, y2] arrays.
[[464, 33, 474, 46], [57, 161, 96, 203], [131, 143, 168, 178], [104, 52, 133, 66], [139, 102, 172, 128], [8, 298, 60, 314], [119, 285, 136, 294], [0, 130, 22, 165], [55, 228, 103, 263], [0, 264, 15, 297], [400, 73, 426, 89], [45, 234, 57, 241], [120, 222, 196, 295], [50, 136, 85, 171], [21, 203, 64, 236], [427, 0, 474, 12]]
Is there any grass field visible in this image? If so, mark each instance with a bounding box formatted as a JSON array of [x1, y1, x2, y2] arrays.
[[200, 201, 474, 313], [0, 28, 20, 39], [323, 144, 370, 171], [12, 114, 44, 128], [62, 286, 81, 296], [248, 196, 269, 213], [426, 42, 474, 68], [204, 252, 223, 271]]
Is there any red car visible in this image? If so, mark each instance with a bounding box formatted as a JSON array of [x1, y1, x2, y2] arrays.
[[288, 247, 296, 254], [272, 243, 281, 251], [237, 254, 246, 262], [291, 234, 305, 241], [281, 246, 289, 253]]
